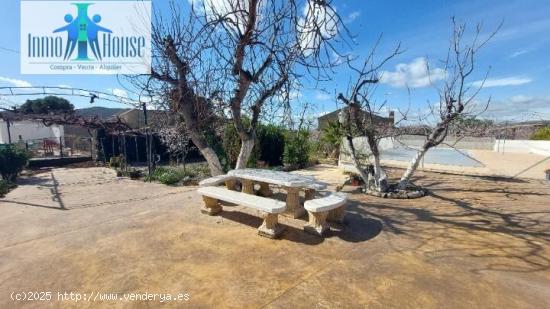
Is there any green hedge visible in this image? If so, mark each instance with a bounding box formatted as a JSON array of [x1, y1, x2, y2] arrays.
[[283, 130, 310, 168]]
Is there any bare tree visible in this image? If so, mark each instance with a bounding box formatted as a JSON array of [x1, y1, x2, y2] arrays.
[[397, 19, 499, 190], [339, 19, 499, 194], [337, 37, 403, 192], [137, 0, 348, 175]]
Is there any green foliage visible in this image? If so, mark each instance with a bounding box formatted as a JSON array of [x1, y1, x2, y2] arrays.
[[257, 124, 285, 166], [0, 145, 30, 182], [320, 120, 344, 158], [283, 130, 311, 167], [108, 155, 126, 169], [20, 96, 74, 114], [147, 165, 210, 185], [531, 126, 550, 140], [0, 180, 16, 197]]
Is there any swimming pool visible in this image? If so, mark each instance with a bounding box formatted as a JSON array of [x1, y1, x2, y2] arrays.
[[380, 147, 483, 167]]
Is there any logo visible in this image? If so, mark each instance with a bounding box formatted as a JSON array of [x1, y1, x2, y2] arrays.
[[21, 1, 151, 74]]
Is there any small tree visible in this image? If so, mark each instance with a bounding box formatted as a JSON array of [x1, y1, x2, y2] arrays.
[[20, 96, 74, 114], [141, 0, 348, 175], [339, 19, 499, 193], [320, 120, 344, 159], [157, 125, 191, 168]]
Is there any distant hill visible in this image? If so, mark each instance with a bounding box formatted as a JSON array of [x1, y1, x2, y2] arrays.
[[76, 107, 129, 120]]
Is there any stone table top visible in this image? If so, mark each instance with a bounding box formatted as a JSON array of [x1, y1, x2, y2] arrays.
[[228, 169, 327, 189]]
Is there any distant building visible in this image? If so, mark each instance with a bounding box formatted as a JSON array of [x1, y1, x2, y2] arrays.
[[0, 113, 64, 144], [495, 120, 550, 140], [317, 107, 394, 130]]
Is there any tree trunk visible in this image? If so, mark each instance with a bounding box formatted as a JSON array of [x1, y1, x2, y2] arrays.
[[235, 137, 255, 169], [344, 136, 370, 185], [366, 135, 388, 192], [398, 122, 446, 190], [177, 95, 224, 176], [398, 147, 428, 190]]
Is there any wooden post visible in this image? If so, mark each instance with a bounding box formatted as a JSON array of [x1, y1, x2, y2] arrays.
[[59, 136, 63, 158]]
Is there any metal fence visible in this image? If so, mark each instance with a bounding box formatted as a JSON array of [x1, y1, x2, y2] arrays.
[[21, 136, 93, 158]]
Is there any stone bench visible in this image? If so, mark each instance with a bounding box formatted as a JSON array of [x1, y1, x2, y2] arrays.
[[303, 192, 348, 236], [198, 175, 237, 190], [197, 186, 287, 238]]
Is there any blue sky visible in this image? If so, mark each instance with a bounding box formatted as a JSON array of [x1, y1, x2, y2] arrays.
[[1, 0, 549, 123]]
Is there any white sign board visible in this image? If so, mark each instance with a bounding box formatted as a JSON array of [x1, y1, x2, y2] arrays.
[[21, 1, 151, 74]]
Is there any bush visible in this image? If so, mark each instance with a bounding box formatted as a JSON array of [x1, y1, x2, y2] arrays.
[[283, 130, 311, 168], [257, 124, 285, 166], [147, 165, 210, 185], [0, 146, 30, 182], [531, 126, 550, 140], [0, 180, 16, 197]]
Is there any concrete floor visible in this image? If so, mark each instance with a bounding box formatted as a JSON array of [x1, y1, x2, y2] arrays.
[[0, 166, 549, 308]]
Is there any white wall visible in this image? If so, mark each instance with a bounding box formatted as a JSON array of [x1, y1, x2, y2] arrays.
[[494, 139, 550, 156], [0, 120, 64, 144]]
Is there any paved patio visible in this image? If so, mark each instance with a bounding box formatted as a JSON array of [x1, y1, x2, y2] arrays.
[[0, 166, 549, 308]]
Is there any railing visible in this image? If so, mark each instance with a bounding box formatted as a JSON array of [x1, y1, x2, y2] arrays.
[[20, 136, 93, 159]]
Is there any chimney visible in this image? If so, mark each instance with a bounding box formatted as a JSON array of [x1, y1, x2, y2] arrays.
[[389, 111, 395, 124]]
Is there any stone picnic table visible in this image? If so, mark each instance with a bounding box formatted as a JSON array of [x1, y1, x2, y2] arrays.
[[227, 168, 327, 218]]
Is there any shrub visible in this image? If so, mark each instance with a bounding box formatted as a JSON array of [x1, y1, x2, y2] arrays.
[[0, 146, 30, 182], [257, 124, 285, 166], [0, 180, 16, 197], [531, 126, 550, 140], [283, 130, 311, 168], [147, 165, 209, 185], [320, 120, 344, 158]]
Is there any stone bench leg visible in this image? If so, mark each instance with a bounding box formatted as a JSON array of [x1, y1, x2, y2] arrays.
[[201, 196, 222, 215], [225, 179, 237, 191], [285, 187, 305, 218], [258, 213, 285, 239], [304, 211, 329, 236], [258, 182, 273, 197], [327, 205, 346, 224], [305, 189, 315, 201], [241, 180, 255, 194]]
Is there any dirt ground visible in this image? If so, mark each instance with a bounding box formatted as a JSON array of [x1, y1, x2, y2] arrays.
[[0, 165, 549, 308]]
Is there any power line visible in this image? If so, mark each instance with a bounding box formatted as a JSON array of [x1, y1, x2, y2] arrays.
[[0, 86, 146, 107], [0, 46, 20, 54]]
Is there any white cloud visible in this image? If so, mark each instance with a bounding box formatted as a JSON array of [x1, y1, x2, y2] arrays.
[[508, 49, 530, 58], [482, 95, 550, 120], [379, 57, 446, 88], [298, 2, 338, 55], [344, 11, 360, 23], [189, 0, 249, 33], [471, 77, 532, 88], [0, 76, 32, 87], [315, 91, 332, 101], [109, 88, 129, 98]]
